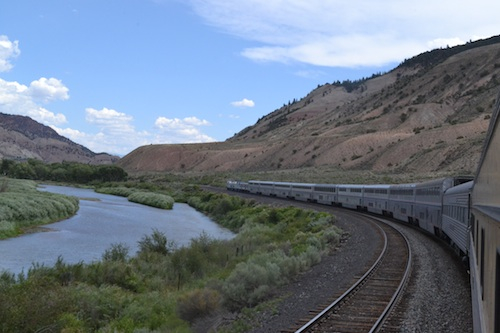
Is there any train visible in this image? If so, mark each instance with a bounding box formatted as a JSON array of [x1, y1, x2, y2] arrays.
[[226, 176, 473, 257], [227, 94, 500, 333]]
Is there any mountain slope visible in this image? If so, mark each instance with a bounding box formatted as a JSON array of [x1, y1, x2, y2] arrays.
[[118, 36, 500, 175], [0, 113, 119, 164]]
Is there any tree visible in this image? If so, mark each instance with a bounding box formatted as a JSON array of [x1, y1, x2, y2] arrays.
[[0, 159, 15, 176], [10, 163, 36, 179]]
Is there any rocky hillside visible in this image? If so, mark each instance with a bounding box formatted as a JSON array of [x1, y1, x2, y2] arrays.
[[0, 113, 119, 164], [118, 36, 500, 176]]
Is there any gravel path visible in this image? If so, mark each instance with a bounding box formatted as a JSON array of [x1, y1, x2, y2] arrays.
[[202, 189, 473, 332]]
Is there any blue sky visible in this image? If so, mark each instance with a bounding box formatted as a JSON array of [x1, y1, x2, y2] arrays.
[[1, 0, 499, 156]]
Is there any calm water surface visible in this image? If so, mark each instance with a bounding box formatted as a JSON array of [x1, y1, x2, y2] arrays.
[[0, 185, 234, 274]]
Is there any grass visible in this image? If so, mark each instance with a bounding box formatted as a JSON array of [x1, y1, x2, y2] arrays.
[[0, 178, 79, 239], [0, 181, 342, 332]]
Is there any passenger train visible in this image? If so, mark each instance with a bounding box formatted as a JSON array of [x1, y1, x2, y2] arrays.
[[226, 176, 473, 257], [227, 95, 500, 333]]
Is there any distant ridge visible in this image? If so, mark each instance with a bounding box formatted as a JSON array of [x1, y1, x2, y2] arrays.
[[399, 35, 500, 69], [0, 112, 119, 164]]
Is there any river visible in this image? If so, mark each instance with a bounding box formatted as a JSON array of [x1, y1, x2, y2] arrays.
[[0, 185, 234, 274]]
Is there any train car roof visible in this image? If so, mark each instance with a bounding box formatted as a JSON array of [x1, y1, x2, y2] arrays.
[[444, 180, 474, 195], [363, 184, 392, 189], [337, 184, 365, 188], [248, 180, 316, 187], [389, 183, 417, 188]]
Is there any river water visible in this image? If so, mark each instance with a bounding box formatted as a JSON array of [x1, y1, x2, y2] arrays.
[[0, 185, 234, 274]]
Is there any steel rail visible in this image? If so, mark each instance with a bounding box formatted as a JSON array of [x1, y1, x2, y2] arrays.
[[294, 214, 411, 333]]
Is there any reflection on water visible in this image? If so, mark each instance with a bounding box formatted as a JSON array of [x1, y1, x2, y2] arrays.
[[0, 185, 234, 274]]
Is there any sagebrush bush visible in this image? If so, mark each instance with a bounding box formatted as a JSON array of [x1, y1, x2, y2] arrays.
[[222, 249, 310, 310], [176, 288, 222, 323]]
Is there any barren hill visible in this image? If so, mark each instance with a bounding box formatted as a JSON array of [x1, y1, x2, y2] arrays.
[[0, 113, 119, 164], [118, 36, 500, 176]]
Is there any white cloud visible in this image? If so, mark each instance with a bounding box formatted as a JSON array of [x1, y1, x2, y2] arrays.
[[85, 107, 134, 133], [189, 0, 500, 67], [0, 78, 68, 125], [154, 116, 215, 143], [0, 35, 20, 72], [52, 108, 151, 156], [231, 98, 255, 107], [28, 77, 69, 102]]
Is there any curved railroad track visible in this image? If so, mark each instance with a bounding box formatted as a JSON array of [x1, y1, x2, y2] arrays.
[[287, 214, 411, 333]]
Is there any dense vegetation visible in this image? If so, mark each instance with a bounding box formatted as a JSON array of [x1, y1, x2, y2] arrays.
[[96, 186, 175, 210], [0, 158, 128, 183], [0, 180, 342, 332], [0, 178, 79, 239]]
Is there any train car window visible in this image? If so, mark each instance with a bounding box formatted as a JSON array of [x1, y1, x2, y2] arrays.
[[475, 217, 479, 261], [471, 214, 475, 242], [496, 248, 500, 333], [481, 227, 485, 300], [314, 186, 335, 193]]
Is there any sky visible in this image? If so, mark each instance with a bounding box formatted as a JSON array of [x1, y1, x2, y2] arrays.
[[1, 1, 499, 156]]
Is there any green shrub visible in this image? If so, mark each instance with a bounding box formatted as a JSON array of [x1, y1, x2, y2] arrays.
[[84, 261, 141, 292], [221, 248, 320, 310], [176, 288, 222, 324], [128, 191, 174, 209], [103, 243, 130, 262], [138, 229, 176, 256], [96, 186, 136, 197]]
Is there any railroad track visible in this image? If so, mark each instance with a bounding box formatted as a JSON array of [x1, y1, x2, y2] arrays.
[[284, 214, 412, 333]]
